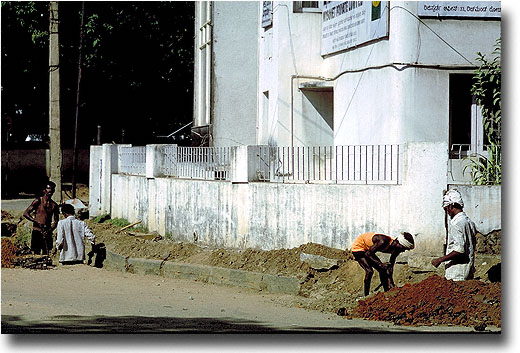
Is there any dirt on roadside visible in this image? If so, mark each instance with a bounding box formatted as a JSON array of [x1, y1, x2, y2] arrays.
[[84, 218, 501, 326]]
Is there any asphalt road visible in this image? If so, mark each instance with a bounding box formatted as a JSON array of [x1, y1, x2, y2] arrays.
[[1, 263, 484, 334]]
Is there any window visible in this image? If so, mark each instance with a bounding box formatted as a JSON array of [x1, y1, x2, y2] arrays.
[[293, 1, 321, 13], [195, 1, 212, 128], [449, 74, 486, 158], [299, 84, 334, 147]]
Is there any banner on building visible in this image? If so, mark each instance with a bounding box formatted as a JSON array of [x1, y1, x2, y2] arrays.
[[418, 2, 501, 19], [262, 1, 273, 28], [321, 1, 389, 56]]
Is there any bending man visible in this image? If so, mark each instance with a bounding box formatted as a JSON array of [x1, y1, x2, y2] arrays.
[[351, 232, 415, 296]]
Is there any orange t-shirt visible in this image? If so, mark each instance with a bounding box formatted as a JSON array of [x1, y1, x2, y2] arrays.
[[350, 232, 394, 252]]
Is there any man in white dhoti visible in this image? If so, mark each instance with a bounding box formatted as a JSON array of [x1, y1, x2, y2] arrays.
[[432, 189, 477, 281], [56, 204, 96, 264]]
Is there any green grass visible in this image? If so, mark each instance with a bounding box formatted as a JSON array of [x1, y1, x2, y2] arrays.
[[106, 218, 131, 228], [13, 225, 32, 249]]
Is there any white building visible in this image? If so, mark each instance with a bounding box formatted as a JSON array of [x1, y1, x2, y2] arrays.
[[187, 1, 502, 254], [193, 1, 500, 172], [88, 1, 502, 258]]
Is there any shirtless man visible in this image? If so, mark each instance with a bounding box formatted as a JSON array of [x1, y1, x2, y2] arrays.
[[23, 181, 60, 255], [351, 232, 415, 296]]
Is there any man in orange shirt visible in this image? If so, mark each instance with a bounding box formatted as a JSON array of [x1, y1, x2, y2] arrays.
[[351, 232, 415, 296]]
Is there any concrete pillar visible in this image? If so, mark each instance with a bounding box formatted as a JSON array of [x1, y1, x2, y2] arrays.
[[231, 145, 264, 183], [89, 145, 103, 217], [146, 144, 175, 179], [89, 144, 131, 217]]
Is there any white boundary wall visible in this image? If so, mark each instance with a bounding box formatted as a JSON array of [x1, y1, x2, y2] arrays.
[[90, 142, 501, 255]]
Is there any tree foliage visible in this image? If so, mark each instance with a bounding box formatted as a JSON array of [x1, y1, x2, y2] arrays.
[[465, 38, 501, 185], [471, 38, 501, 145], [1, 1, 194, 147]]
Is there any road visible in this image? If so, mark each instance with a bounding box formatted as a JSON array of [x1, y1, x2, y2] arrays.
[[1, 263, 479, 334]]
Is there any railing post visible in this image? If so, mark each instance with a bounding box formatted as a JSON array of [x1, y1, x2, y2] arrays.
[[94, 143, 127, 216], [146, 144, 172, 179], [231, 145, 264, 183]]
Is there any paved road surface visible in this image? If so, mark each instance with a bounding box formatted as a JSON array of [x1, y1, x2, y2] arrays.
[[1, 264, 481, 334]]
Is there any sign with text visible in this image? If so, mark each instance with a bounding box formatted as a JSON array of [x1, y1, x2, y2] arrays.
[[418, 2, 501, 18], [321, 1, 389, 56], [262, 1, 273, 28]]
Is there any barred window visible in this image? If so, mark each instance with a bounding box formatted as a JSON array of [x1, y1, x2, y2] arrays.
[[293, 1, 321, 13]]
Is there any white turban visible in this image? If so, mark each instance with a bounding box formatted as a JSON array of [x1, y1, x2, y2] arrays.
[[442, 189, 464, 208], [396, 232, 414, 249]]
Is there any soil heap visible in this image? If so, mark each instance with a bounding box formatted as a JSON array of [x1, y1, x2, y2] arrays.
[[352, 274, 501, 328]]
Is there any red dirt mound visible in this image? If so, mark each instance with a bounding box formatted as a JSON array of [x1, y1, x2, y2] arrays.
[[1, 238, 18, 268], [352, 275, 501, 328]]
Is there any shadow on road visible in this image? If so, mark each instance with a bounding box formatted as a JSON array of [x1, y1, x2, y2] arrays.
[[1, 314, 418, 334]]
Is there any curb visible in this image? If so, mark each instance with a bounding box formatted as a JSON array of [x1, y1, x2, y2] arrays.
[[103, 249, 300, 295]]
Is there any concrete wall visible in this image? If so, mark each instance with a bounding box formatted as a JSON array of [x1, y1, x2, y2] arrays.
[[91, 141, 504, 256], [448, 185, 501, 235], [1, 148, 90, 194]]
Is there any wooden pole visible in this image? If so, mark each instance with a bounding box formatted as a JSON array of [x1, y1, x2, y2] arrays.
[[49, 1, 62, 203], [72, 1, 85, 199]]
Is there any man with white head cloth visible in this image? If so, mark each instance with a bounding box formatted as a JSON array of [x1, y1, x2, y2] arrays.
[[432, 189, 477, 281], [351, 231, 415, 296]]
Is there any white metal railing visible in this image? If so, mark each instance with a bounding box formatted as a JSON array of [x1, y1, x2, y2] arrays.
[[162, 146, 233, 181], [119, 146, 146, 175], [256, 145, 402, 184]]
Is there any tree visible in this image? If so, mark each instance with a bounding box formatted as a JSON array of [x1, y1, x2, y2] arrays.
[[465, 38, 501, 185], [1, 1, 195, 148]]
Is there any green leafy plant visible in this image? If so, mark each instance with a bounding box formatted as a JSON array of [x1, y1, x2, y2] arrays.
[[466, 38, 501, 185], [463, 143, 501, 185], [107, 218, 131, 228], [12, 224, 32, 250]]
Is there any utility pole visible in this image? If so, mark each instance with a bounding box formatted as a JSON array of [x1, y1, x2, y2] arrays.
[[72, 1, 85, 199], [49, 1, 62, 202]]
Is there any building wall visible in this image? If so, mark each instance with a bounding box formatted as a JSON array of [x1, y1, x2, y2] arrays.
[[256, 1, 501, 148], [208, 1, 260, 147], [95, 142, 469, 255]]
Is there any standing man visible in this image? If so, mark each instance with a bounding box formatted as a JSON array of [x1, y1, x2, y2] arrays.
[[351, 231, 415, 296], [23, 181, 60, 255], [432, 189, 477, 281], [55, 204, 95, 264]]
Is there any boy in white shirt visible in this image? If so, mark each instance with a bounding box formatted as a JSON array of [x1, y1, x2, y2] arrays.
[[56, 204, 95, 264]]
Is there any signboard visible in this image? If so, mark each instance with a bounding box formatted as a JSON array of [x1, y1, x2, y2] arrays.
[[262, 1, 273, 28], [418, 2, 501, 18], [321, 1, 389, 56]]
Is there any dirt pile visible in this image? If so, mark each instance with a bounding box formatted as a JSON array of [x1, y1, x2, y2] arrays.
[[352, 274, 501, 327], [88, 220, 437, 314], [1, 238, 18, 268], [476, 230, 501, 255]]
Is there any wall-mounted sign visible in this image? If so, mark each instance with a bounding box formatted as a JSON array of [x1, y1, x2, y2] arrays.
[[321, 1, 389, 56], [262, 1, 273, 28], [418, 1, 501, 19]]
